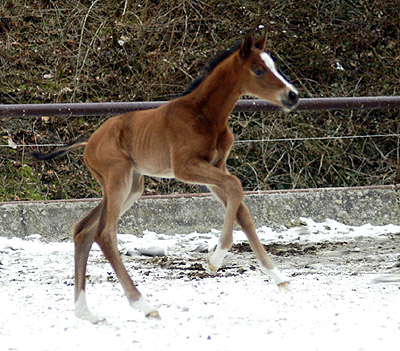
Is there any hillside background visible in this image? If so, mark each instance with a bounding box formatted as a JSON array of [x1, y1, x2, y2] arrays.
[[1, 0, 399, 201]]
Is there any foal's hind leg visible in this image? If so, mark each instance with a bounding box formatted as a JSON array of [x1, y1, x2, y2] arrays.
[[94, 168, 159, 319], [73, 202, 105, 323]]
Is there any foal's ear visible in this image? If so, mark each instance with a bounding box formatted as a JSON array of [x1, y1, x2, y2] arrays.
[[254, 32, 267, 50], [239, 33, 253, 59]]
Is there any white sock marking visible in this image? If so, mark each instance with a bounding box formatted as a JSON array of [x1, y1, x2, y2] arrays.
[[261, 266, 290, 285], [74, 290, 103, 323], [130, 297, 157, 315], [209, 244, 229, 270]]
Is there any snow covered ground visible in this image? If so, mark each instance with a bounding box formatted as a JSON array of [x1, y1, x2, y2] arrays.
[[1, 218, 399, 351]]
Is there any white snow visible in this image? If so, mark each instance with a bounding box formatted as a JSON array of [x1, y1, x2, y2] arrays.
[[1, 219, 399, 351]]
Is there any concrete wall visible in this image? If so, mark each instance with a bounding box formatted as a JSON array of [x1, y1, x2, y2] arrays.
[[1, 185, 399, 240]]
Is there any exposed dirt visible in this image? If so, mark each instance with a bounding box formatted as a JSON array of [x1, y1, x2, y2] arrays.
[[117, 235, 400, 283]]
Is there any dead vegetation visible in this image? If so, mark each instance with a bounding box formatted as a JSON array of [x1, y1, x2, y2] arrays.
[[1, 0, 400, 201]]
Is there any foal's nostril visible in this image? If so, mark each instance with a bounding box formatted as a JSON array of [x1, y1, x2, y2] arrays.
[[288, 90, 299, 104], [281, 89, 299, 111]]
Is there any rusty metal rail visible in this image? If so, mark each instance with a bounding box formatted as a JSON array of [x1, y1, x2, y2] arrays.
[[1, 96, 400, 118]]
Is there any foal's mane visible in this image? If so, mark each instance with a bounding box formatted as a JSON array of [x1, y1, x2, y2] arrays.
[[181, 40, 242, 96]]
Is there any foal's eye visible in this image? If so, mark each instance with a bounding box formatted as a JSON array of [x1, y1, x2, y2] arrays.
[[253, 68, 265, 76]]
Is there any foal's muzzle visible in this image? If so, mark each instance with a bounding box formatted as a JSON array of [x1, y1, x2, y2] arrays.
[[281, 88, 299, 112]]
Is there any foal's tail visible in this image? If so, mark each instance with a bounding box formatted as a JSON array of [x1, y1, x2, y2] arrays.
[[30, 139, 88, 161]]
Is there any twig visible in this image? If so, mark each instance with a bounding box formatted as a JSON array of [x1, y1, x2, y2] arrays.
[[73, 0, 100, 100]]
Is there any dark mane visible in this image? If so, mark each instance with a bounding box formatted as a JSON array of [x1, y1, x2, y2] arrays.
[[181, 40, 242, 96]]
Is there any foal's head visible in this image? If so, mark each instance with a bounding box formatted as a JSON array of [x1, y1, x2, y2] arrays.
[[238, 33, 299, 111]]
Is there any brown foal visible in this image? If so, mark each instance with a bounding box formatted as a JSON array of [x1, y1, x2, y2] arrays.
[[31, 32, 299, 322]]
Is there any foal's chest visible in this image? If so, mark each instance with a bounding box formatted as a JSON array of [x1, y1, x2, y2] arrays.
[[207, 128, 234, 166]]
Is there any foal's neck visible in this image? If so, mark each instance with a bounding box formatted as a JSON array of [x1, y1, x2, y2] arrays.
[[189, 54, 243, 130]]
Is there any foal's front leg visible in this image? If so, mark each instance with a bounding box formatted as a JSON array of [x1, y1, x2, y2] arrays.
[[206, 177, 244, 273], [209, 186, 291, 290], [236, 203, 291, 290], [173, 159, 243, 273]]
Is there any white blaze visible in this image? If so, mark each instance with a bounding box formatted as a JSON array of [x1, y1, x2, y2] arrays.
[[260, 52, 296, 91]]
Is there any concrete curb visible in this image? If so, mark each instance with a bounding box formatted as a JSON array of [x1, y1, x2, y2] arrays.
[[1, 185, 399, 240]]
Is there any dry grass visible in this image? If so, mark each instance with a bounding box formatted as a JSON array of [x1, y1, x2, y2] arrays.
[[1, 0, 399, 200]]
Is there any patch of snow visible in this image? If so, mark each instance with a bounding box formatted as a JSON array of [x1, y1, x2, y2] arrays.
[[1, 219, 400, 350], [255, 217, 400, 244]]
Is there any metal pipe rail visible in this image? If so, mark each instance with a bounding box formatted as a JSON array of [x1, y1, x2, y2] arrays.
[[1, 96, 400, 118]]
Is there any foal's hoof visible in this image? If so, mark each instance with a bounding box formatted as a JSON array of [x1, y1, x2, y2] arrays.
[[146, 310, 161, 320], [206, 262, 218, 274], [75, 311, 106, 324], [278, 282, 291, 292]]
